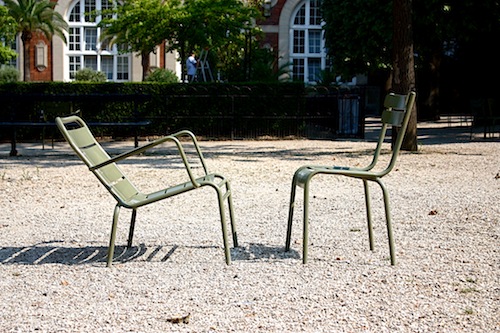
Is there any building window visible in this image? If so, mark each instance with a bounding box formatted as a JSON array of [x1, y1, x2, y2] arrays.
[[4, 38, 18, 68], [293, 58, 304, 81], [117, 55, 129, 80], [290, 0, 326, 84], [69, 56, 82, 77], [66, 0, 130, 81], [84, 55, 97, 70]]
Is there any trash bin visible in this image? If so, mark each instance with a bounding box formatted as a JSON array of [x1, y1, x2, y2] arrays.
[[338, 94, 360, 135]]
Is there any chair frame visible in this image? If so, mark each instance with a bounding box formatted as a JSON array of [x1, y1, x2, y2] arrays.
[[56, 115, 238, 266], [285, 92, 416, 265]]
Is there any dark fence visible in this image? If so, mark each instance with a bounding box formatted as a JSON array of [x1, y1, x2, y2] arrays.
[[0, 83, 367, 142]]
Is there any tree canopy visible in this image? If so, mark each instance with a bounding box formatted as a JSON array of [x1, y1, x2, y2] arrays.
[[98, 0, 259, 81], [322, 0, 392, 80], [0, 6, 18, 64], [322, 0, 500, 117], [171, 0, 259, 81], [98, 0, 182, 80], [4, 0, 68, 81]]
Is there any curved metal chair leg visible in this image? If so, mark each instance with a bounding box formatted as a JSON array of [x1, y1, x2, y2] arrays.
[[363, 180, 375, 251], [285, 176, 299, 251], [302, 180, 311, 264], [216, 189, 231, 265], [127, 208, 137, 248], [377, 179, 396, 265], [107, 204, 121, 267], [225, 181, 238, 247]]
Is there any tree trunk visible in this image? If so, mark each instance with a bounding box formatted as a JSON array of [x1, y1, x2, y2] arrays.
[[21, 33, 32, 82], [141, 51, 150, 81], [179, 45, 186, 82], [392, 0, 417, 151]]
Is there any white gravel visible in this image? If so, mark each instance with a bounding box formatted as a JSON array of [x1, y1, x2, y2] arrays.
[[0, 120, 499, 332]]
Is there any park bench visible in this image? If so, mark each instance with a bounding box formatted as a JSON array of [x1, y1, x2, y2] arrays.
[[0, 93, 151, 156]]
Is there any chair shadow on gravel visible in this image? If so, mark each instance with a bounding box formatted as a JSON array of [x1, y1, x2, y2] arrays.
[[0, 241, 183, 265], [0, 241, 300, 265], [231, 243, 300, 262]]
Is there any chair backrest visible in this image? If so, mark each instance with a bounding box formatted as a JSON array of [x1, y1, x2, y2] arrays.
[[56, 115, 140, 204], [367, 91, 416, 176]]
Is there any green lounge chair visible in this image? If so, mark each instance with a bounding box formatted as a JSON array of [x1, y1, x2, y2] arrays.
[[56, 115, 237, 266]]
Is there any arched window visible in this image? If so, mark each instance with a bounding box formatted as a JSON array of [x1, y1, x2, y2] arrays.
[[67, 0, 130, 81], [289, 0, 326, 84]]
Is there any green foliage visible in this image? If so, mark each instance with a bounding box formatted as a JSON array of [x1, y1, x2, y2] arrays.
[[96, 0, 261, 82], [98, 0, 182, 80], [217, 31, 271, 82], [0, 66, 20, 82], [315, 69, 337, 87], [321, 0, 392, 79], [322, 0, 500, 90], [74, 68, 107, 82], [216, 25, 293, 83], [3, 0, 68, 42], [181, 0, 259, 50], [0, 6, 17, 64], [0, 47, 17, 65], [99, 0, 181, 54], [413, 0, 500, 97], [171, 0, 261, 81], [144, 68, 179, 83]]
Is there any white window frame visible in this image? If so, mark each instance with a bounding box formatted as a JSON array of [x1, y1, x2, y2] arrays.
[[65, 0, 130, 81], [289, 0, 326, 84]]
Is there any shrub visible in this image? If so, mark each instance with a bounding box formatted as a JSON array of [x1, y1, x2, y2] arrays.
[[145, 68, 179, 83], [74, 68, 107, 82], [0, 66, 20, 82]]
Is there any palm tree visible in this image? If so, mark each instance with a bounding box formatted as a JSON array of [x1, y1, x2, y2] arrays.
[[4, 0, 68, 81]]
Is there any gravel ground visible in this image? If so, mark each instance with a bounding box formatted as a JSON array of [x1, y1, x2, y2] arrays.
[[0, 119, 499, 332]]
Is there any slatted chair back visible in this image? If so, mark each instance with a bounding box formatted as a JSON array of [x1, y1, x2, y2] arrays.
[[366, 92, 416, 176], [56, 115, 140, 205]]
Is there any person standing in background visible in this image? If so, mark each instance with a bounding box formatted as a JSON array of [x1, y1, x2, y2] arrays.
[[186, 52, 197, 82]]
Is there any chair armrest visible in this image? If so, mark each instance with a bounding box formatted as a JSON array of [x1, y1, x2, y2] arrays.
[[170, 130, 209, 175], [89, 130, 209, 188]]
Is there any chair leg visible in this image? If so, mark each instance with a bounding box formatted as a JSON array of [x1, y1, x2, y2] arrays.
[[302, 181, 311, 264], [363, 180, 375, 251], [127, 208, 137, 248], [215, 187, 232, 265], [225, 181, 238, 247], [377, 180, 396, 265], [107, 204, 121, 267], [285, 176, 299, 251]]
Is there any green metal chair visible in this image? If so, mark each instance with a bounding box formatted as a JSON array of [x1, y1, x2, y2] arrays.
[[285, 91, 416, 265], [56, 115, 237, 266]]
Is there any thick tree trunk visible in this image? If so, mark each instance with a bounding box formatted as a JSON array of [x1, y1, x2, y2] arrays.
[[21, 34, 31, 82], [392, 0, 417, 151]]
